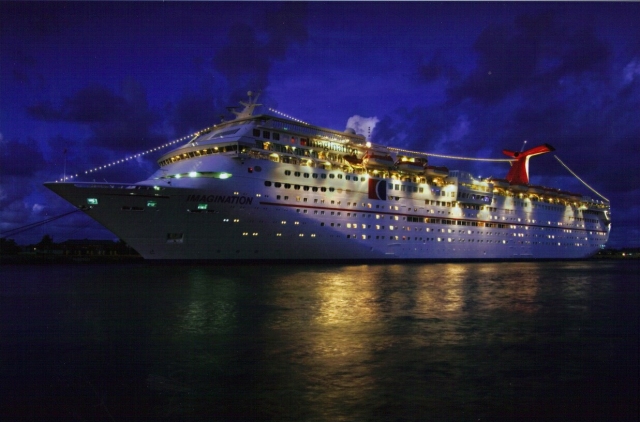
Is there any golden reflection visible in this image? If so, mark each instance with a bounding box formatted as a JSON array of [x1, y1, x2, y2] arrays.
[[414, 264, 466, 318], [266, 265, 385, 418], [313, 267, 379, 326], [468, 263, 541, 314], [256, 263, 552, 419]]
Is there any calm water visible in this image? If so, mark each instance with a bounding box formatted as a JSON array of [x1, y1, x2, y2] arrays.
[[1, 260, 638, 421]]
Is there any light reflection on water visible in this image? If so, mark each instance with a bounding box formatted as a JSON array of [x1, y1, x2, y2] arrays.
[[2, 261, 637, 421]]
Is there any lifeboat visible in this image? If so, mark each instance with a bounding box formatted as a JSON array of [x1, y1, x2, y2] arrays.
[[343, 154, 364, 169], [567, 192, 582, 201], [528, 185, 547, 196], [489, 178, 510, 190], [395, 156, 428, 173], [363, 151, 394, 169], [425, 165, 449, 178], [509, 183, 529, 193]]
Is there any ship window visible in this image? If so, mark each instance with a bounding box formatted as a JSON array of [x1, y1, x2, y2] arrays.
[[295, 172, 301, 177], [312, 173, 318, 178], [321, 174, 327, 179], [167, 233, 184, 243], [285, 170, 291, 175], [87, 198, 98, 205], [273, 133, 280, 141], [253, 129, 260, 136], [338, 174, 343, 179], [274, 182, 281, 187], [346, 175, 351, 180], [329, 174, 335, 179], [294, 185, 300, 190], [304, 173, 309, 178], [147, 201, 157, 208], [312, 187, 318, 192], [263, 131, 271, 139], [198, 204, 208, 210], [264, 181, 272, 186]]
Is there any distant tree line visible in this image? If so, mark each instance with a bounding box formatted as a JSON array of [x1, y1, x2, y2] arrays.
[[0, 235, 139, 256]]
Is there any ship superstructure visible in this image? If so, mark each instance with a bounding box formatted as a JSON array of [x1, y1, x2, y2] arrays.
[[45, 95, 611, 260]]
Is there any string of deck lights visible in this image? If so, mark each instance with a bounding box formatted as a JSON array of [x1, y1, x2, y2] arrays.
[[554, 155, 609, 202], [55, 128, 211, 182], [387, 146, 514, 162], [268, 108, 310, 125]]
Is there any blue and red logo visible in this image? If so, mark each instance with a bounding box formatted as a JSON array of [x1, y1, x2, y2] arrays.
[[368, 178, 386, 200]]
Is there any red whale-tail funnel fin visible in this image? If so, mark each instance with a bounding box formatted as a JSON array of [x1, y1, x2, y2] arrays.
[[503, 143, 555, 185]]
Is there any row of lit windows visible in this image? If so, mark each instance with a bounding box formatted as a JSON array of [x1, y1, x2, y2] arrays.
[[283, 169, 366, 182], [119, 192, 600, 235], [158, 144, 240, 167], [219, 229, 594, 247], [280, 169, 462, 196]]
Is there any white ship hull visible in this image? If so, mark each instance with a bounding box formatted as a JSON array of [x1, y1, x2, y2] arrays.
[[45, 157, 609, 261]]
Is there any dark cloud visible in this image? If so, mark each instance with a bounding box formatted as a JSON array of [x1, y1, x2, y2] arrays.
[[213, 3, 309, 93], [556, 28, 611, 76], [451, 12, 611, 104], [213, 23, 271, 92], [171, 91, 219, 136], [27, 82, 165, 151], [264, 2, 309, 60], [0, 2, 71, 40], [418, 53, 460, 83], [0, 137, 48, 177]]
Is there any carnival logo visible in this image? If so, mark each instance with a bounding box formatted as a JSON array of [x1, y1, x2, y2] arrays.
[[368, 178, 386, 200]]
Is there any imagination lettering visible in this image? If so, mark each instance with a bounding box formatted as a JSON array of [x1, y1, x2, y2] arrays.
[[186, 194, 253, 205]]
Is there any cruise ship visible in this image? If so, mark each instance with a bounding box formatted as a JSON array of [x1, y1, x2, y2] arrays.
[[45, 94, 611, 261]]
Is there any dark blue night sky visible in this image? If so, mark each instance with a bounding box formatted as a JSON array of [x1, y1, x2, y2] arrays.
[[1, 2, 639, 248]]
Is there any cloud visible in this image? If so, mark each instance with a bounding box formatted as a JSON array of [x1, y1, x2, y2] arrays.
[[418, 54, 460, 83], [623, 58, 640, 84], [170, 91, 219, 136], [450, 12, 611, 104], [0, 137, 48, 177], [27, 81, 165, 151], [346, 115, 379, 139], [212, 3, 309, 95]]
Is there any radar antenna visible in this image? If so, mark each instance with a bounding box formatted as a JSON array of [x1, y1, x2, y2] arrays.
[[232, 91, 262, 119]]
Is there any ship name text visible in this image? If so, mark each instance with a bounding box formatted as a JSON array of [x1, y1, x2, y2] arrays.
[[186, 194, 253, 205]]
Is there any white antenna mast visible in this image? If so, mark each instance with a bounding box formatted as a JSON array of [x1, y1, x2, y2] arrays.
[[520, 140, 528, 152]]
